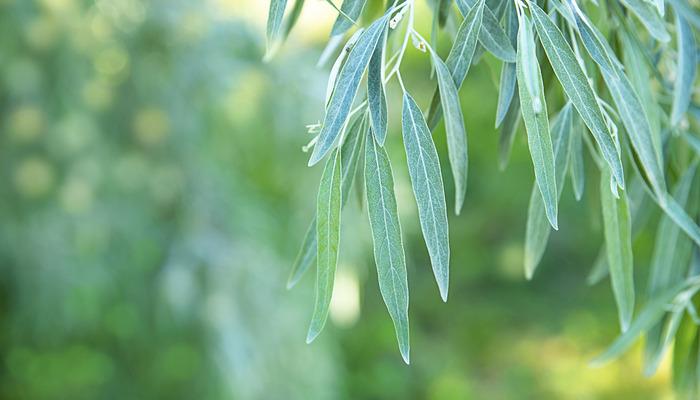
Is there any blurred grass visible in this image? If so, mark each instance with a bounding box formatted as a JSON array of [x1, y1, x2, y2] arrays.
[[0, 0, 675, 399]]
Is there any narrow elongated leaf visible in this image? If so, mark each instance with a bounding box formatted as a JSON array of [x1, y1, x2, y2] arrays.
[[446, 0, 485, 88], [331, 0, 366, 36], [619, 0, 671, 42], [591, 282, 686, 366], [266, 0, 289, 58], [306, 149, 342, 343], [518, 14, 543, 114], [644, 310, 684, 376], [282, 0, 305, 39], [456, 0, 517, 62], [368, 29, 388, 145], [530, 3, 625, 190], [309, 15, 389, 166], [569, 114, 585, 201], [402, 93, 450, 301], [644, 165, 698, 375], [659, 191, 700, 248], [495, 3, 518, 128], [426, 0, 484, 129], [600, 168, 634, 332], [671, 12, 697, 125], [667, 0, 700, 29], [525, 104, 573, 278], [433, 53, 469, 215], [365, 129, 410, 364], [573, 10, 666, 196], [620, 31, 663, 170], [517, 14, 558, 229], [288, 114, 366, 288], [325, 28, 364, 105]]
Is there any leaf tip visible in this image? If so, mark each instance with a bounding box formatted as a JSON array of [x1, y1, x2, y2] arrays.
[[305, 327, 321, 344], [400, 347, 410, 365]]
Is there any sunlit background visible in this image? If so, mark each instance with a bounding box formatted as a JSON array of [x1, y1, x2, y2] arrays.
[[0, 0, 679, 398]]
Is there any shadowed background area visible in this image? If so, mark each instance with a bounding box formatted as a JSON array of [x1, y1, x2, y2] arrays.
[[0, 0, 675, 398]]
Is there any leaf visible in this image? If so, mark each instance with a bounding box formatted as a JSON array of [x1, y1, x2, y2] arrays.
[[619, 0, 671, 42], [517, 13, 558, 229], [525, 104, 573, 278], [433, 52, 469, 215], [331, 0, 366, 36], [306, 149, 342, 343], [667, 0, 700, 29], [266, 0, 289, 58], [671, 11, 697, 126], [569, 114, 585, 201], [446, 0, 485, 88], [518, 13, 543, 114], [368, 28, 388, 145], [402, 92, 450, 301], [499, 93, 522, 170], [287, 114, 366, 289], [672, 315, 700, 394], [658, 189, 700, 248], [426, 0, 484, 129], [456, 0, 517, 62], [530, 3, 625, 190], [573, 9, 666, 196], [600, 168, 635, 332], [325, 28, 364, 105], [684, 133, 700, 155], [591, 281, 686, 366], [364, 129, 410, 364], [309, 14, 389, 166], [644, 165, 698, 375], [495, 2, 518, 128]]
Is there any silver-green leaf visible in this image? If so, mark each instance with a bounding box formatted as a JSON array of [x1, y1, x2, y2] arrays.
[[524, 104, 573, 278], [517, 13, 558, 229], [307, 149, 342, 343], [368, 28, 388, 145], [600, 168, 634, 332], [530, 3, 625, 190], [266, 0, 289, 58], [456, 0, 516, 62], [364, 129, 410, 364], [330, 0, 366, 36], [619, 0, 671, 43], [309, 14, 389, 166], [671, 11, 697, 126], [402, 92, 450, 301], [433, 52, 469, 215]]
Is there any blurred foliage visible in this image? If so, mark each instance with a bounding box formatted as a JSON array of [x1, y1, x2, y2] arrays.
[[0, 0, 681, 399]]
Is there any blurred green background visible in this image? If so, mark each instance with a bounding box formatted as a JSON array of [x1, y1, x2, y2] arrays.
[[0, 0, 678, 398]]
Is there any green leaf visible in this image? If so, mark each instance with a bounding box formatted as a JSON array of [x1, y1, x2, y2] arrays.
[[671, 11, 697, 126], [331, 0, 366, 36], [619, 0, 671, 42], [530, 3, 625, 190], [456, 0, 517, 62], [667, 0, 700, 29], [266, 0, 289, 58], [306, 149, 342, 343], [524, 104, 573, 278], [569, 114, 585, 201], [402, 92, 450, 301], [426, 0, 484, 129], [573, 9, 666, 197], [672, 315, 700, 394], [591, 282, 686, 366], [517, 13, 543, 114], [368, 28, 388, 145], [684, 133, 700, 155], [433, 52, 469, 215], [364, 129, 410, 364], [600, 168, 635, 332], [517, 13, 558, 230], [309, 14, 389, 166], [495, 2, 518, 128], [288, 114, 366, 289], [644, 166, 698, 375]]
